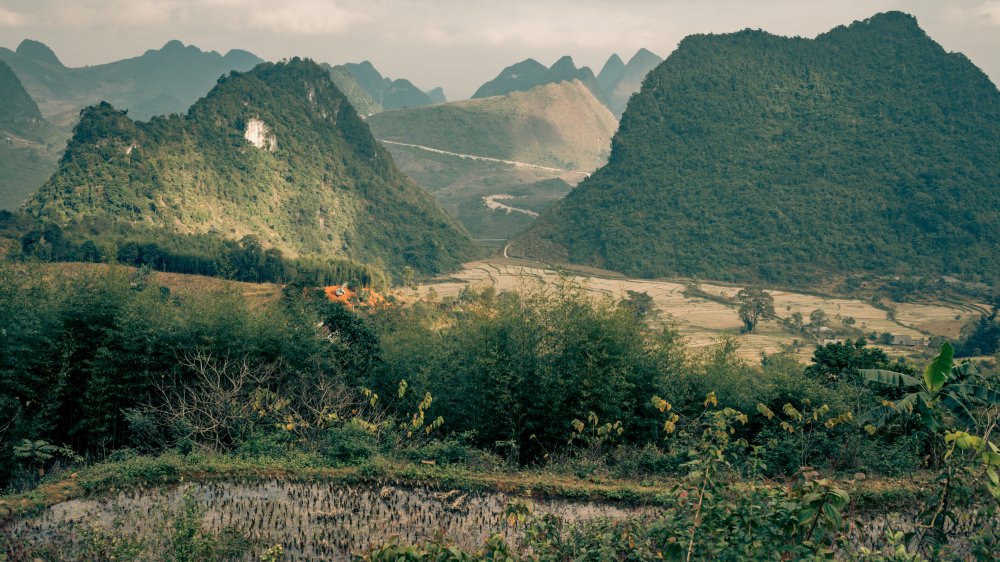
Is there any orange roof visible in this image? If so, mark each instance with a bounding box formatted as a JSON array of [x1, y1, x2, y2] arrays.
[[323, 285, 387, 308]]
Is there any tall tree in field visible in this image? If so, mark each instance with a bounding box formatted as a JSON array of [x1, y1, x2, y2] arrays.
[[736, 287, 774, 333]]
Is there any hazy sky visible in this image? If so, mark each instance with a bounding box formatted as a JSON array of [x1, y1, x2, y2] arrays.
[[1, 0, 998, 99]]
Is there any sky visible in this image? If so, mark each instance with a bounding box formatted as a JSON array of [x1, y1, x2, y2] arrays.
[[0, 0, 998, 100]]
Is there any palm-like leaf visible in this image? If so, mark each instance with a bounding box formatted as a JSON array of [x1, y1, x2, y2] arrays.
[[949, 384, 1000, 406], [948, 362, 978, 383], [857, 393, 922, 427], [924, 341, 954, 392], [859, 369, 922, 388], [939, 392, 977, 430]]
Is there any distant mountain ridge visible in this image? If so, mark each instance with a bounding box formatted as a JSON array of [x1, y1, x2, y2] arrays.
[[516, 12, 1000, 286], [472, 50, 660, 116], [0, 59, 63, 210], [598, 49, 663, 116], [472, 56, 611, 108], [26, 58, 476, 275], [342, 61, 444, 111], [0, 39, 264, 124]]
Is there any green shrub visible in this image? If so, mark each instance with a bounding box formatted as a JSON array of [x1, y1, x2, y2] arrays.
[[319, 422, 378, 465]]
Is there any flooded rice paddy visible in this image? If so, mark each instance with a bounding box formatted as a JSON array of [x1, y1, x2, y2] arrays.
[[4, 478, 997, 560], [4, 479, 653, 560]]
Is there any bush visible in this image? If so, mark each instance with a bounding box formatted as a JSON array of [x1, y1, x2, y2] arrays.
[[319, 422, 378, 465]]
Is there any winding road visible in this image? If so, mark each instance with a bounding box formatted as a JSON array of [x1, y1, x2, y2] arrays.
[[377, 139, 591, 177], [483, 194, 539, 217]]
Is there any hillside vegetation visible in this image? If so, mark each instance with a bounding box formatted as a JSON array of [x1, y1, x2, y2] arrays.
[[2, 260, 999, 559], [518, 12, 1000, 287], [25, 58, 476, 276]]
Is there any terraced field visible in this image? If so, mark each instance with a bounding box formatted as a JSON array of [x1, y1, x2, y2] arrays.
[[403, 260, 987, 361]]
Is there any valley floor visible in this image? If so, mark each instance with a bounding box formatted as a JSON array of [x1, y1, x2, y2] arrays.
[[403, 259, 988, 361]]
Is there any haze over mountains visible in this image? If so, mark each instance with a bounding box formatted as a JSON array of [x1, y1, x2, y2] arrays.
[[341, 61, 443, 112], [517, 12, 1000, 286], [472, 49, 661, 117], [367, 80, 617, 240], [26, 59, 475, 275], [596, 49, 664, 116], [0, 39, 264, 126], [0, 60, 63, 210]]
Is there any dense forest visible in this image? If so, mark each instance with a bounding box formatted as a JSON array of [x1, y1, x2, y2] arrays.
[[518, 12, 1000, 286], [24, 59, 477, 277]]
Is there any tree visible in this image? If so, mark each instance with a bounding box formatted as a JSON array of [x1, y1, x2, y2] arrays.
[[809, 309, 828, 327], [958, 294, 1000, 356], [736, 287, 774, 333], [804, 338, 908, 384]]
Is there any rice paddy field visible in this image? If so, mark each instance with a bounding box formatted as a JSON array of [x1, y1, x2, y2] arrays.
[[402, 260, 988, 361], [4, 479, 652, 560], [4, 478, 995, 560]]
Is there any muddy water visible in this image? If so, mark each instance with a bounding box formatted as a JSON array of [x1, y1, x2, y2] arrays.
[[5, 479, 654, 560]]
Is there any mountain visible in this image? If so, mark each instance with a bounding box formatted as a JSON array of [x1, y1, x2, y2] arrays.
[[0, 59, 42, 124], [472, 57, 611, 109], [325, 63, 382, 116], [366, 80, 617, 241], [369, 80, 616, 170], [26, 58, 476, 275], [425, 87, 447, 104], [0, 60, 63, 210], [342, 61, 438, 111], [515, 12, 1000, 286], [14, 39, 62, 67], [0, 39, 264, 124], [596, 54, 626, 93], [472, 59, 548, 99], [600, 49, 663, 116]]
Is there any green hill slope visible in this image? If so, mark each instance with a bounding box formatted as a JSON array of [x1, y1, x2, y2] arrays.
[[26, 59, 476, 275], [0, 60, 63, 210], [516, 12, 1000, 286], [366, 81, 617, 241]]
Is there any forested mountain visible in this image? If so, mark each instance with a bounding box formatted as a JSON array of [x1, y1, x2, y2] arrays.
[[366, 80, 616, 241], [0, 39, 263, 125], [26, 58, 476, 275], [516, 12, 1000, 286], [472, 56, 611, 108], [0, 59, 42, 124], [342, 61, 441, 111], [598, 49, 663, 116], [0, 60, 63, 210]]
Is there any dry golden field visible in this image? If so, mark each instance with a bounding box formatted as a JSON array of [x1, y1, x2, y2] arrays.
[[402, 260, 987, 362]]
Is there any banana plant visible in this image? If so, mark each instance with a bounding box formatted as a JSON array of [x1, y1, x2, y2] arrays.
[[857, 341, 1000, 432]]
